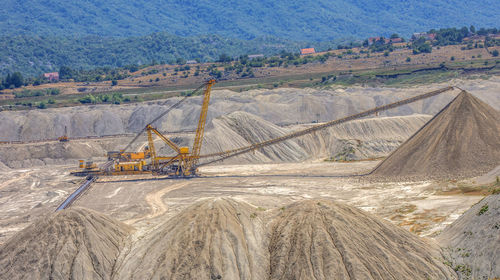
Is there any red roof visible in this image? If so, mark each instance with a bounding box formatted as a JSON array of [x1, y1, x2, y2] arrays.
[[390, 38, 403, 43], [43, 72, 59, 81], [427, 33, 436, 40], [300, 48, 316, 55]]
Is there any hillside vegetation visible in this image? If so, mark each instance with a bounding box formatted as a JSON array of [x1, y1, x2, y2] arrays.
[[0, 34, 319, 77], [2, 0, 499, 41]]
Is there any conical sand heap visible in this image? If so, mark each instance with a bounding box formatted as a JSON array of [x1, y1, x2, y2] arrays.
[[371, 91, 500, 179], [0, 208, 132, 280]]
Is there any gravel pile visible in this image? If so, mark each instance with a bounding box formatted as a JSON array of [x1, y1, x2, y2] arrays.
[[371, 91, 500, 179]]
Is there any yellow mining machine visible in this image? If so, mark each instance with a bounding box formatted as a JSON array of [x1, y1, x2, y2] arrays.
[[71, 79, 216, 178], [58, 126, 69, 142]]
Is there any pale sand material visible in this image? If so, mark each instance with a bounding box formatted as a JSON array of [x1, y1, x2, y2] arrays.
[[371, 91, 500, 179], [437, 194, 500, 279], [0, 207, 132, 280]]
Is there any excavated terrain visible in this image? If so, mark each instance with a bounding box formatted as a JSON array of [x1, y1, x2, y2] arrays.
[[1, 79, 499, 279], [0, 207, 132, 280], [437, 193, 500, 279], [0, 113, 430, 168], [371, 91, 500, 179], [1, 79, 499, 142]]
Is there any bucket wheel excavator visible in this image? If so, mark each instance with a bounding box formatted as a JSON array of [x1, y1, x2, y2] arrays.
[[72, 79, 215, 177], [72, 84, 462, 178]]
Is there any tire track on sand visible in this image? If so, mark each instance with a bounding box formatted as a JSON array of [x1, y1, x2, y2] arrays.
[[125, 182, 190, 225]]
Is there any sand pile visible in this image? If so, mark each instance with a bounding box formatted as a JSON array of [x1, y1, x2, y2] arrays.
[[0, 207, 132, 280], [371, 91, 500, 179], [437, 193, 500, 279], [0, 198, 457, 279], [205, 111, 308, 162], [113, 198, 455, 279], [269, 200, 455, 280], [114, 198, 269, 279]]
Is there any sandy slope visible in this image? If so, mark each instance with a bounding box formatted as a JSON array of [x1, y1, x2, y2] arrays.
[[437, 194, 500, 279], [0, 198, 458, 279], [0, 113, 430, 168], [371, 91, 500, 179], [2, 80, 499, 142], [0, 207, 132, 280]]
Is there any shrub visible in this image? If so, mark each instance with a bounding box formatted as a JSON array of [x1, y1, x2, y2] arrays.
[[37, 101, 46, 109], [477, 204, 489, 215]]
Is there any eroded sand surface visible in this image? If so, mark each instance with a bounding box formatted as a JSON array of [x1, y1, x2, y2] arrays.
[[0, 161, 484, 245]]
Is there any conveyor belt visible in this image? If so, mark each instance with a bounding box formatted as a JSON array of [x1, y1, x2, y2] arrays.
[[55, 176, 97, 211], [197, 86, 456, 167]]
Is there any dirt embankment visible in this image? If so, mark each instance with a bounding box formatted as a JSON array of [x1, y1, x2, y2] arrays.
[[437, 193, 500, 279], [4, 84, 499, 142], [371, 91, 500, 180], [0, 198, 457, 279]]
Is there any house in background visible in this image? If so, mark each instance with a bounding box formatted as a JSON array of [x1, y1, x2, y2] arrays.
[[44, 72, 59, 81], [186, 60, 197, 64], [248, 54, 264, 60], [411, 32, 436, 41], [368, 37, 383, 45], [300, 48, 316, 55], [389, 37, 404, 43]]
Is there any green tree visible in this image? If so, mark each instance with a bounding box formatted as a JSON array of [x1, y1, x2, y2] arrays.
[[492, 50, 499, 57], [10, 72, 24, 88], [111, 80, 118, 86], [59, 66, 73, 79], [390, 33, 399, 39], [176, 57, 186, 65], [218, 53, 232, 63]]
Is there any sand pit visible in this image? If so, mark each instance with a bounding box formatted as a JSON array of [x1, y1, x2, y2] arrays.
[[0, 207, 132, 280], [371, 91, 500, 179]]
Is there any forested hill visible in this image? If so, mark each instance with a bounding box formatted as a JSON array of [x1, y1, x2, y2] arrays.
[[0, 34, 322, 76], [2, 0, 499, 41]]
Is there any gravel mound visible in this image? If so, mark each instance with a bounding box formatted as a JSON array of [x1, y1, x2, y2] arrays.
[[0, 198, 458, 279], [114, 198, 269, 280], [0, 207, 133, 280], [114, 198, 455, 279], [370, 91, 500, 179], [269, 200, 456, 280], [437, 194, 500, 279]]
